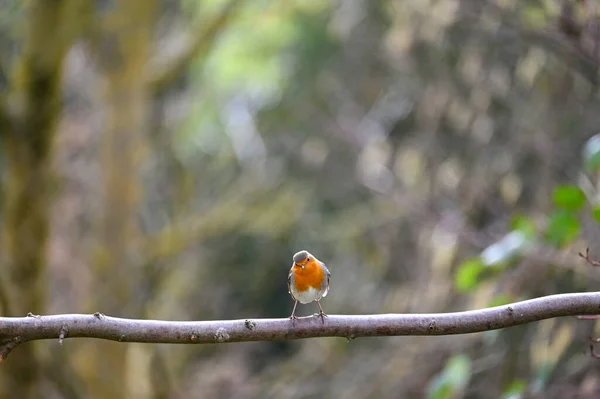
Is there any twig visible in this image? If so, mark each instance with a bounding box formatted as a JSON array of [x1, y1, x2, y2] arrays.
[[0, 292, 599, 361], [576, 315, 600, 319], [591, 344, 600, 359], [579, 248, 600, 267], [0, 337, 21, 362]]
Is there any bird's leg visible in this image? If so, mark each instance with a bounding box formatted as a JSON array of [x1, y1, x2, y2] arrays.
[[289, 300, 299, 320], [316, 300, 327, 323]]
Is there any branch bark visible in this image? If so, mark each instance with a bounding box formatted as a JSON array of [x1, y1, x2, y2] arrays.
[[1, 292, 599, 361]]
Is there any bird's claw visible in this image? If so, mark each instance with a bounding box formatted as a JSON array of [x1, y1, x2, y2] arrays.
[[316, 311, 328, 324]]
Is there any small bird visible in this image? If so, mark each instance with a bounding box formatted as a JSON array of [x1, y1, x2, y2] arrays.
[[288, 250, 331, 321]]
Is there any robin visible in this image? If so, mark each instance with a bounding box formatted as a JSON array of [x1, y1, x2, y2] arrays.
[[288, 250, 331, 321]]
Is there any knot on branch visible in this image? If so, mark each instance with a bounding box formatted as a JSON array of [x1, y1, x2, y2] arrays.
[[214, 328, 230, 343], [58, 325, 69, 345]]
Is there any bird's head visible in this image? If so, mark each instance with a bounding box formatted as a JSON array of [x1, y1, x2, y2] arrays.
[[293, 250, 313, 269]]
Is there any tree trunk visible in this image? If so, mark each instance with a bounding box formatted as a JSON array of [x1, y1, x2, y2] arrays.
[[0, 2, 78, 398], [76, 2, 157, 397]]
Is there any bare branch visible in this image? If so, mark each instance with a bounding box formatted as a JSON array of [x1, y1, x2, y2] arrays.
[[0, 293, 600, 360]]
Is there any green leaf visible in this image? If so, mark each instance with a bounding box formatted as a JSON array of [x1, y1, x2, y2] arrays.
[[544, 210, 581, 247], [501, 379, 526, 399], [592, 206, 600, 224], [552, 185, 585, 211], [426, 355, 472, 399], [445, 355, 471, 386], [510, 215, 536, 239], [455, 258, 484, 293]]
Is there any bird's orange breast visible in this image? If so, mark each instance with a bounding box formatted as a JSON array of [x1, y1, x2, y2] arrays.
[[291, 259, 325, 292]]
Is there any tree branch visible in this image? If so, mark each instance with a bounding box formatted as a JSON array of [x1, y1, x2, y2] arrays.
[[146, 0, 244, 92], [138, 183, 306, 262], [1, 293, 599, 360]]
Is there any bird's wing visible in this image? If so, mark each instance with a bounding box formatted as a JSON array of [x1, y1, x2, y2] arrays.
[[320, 261, 330, 297], [287, 267, 294, 296]]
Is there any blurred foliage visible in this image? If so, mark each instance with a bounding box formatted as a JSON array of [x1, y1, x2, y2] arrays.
[[427, 354, 472, 399], [1, 0, 600, 398], [501, 379, 527, 399]]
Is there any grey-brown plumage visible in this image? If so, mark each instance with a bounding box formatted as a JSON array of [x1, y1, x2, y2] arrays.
[[292, 250, 309, 264]]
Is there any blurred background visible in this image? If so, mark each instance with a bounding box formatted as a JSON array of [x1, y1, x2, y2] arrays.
[[1, 0, 600, 398]]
